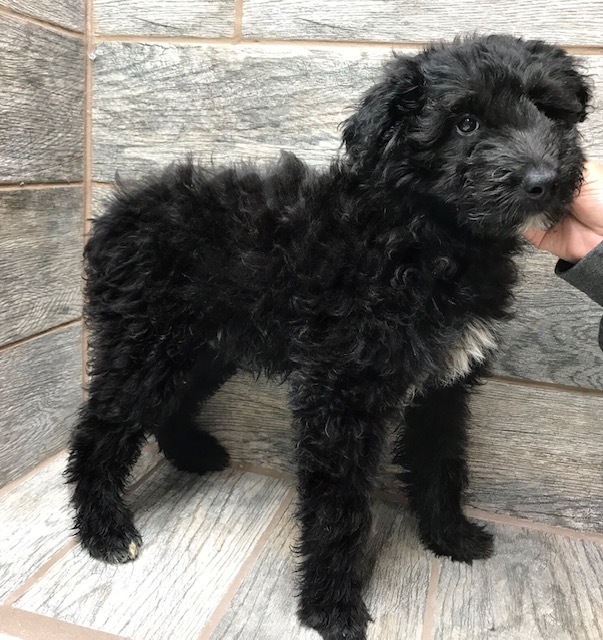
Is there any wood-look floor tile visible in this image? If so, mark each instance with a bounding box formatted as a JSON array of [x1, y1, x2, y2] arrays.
[[0, 446, 162, 603], [432, 521, 603, 640], [14, 468, 291, 640], [209, 500, 432, 639]]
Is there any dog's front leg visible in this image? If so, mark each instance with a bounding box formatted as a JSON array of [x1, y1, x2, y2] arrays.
[[396, 374, 494, 563], [288, 375, 388, 640]]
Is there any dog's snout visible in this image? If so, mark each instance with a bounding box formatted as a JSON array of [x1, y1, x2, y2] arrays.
[[522, 166, 557, 199]]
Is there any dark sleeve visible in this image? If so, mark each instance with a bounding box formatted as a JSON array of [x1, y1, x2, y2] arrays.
[[555, 240, 603, 350]]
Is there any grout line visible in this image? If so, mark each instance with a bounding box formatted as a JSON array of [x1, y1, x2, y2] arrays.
[[0, 5, 84, 39], [0, 605, 127, 640], [84, 32, 603, 55], [465, 506, 603, 545], [489, 374, 603, 398], [82, 0, 94, 391], [233, 0, 244, 42], [214, 464, 603, 545], [380, 488, 603, 545], [0, 318, 82, 354], [420, 559, 441, 640], [232, 460, 295, 481], [94, 34, 238, 44], [197, 487, 296, 640], [0, 181, 84, 191], [0, 449, 67, 500], [4, 542, 78, 606]]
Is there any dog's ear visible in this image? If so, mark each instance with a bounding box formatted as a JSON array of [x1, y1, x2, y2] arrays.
[[341, 54, 424, 173], [524, 39, 592, 123]]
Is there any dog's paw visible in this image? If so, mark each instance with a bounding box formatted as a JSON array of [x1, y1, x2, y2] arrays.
[[421, 518, 494, 564], [299, 598, 370, 640], [78, 514, 143, 564]]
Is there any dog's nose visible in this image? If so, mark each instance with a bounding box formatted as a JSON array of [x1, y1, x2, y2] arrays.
[[522, 166, 556, 199]]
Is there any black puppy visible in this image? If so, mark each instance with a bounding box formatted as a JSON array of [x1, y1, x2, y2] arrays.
[[67, 35, 590, 640]]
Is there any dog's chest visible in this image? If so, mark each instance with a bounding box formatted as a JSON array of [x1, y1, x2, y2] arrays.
[[439, 319, 497, 384]]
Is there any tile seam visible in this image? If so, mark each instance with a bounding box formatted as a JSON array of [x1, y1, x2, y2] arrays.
[[197, 486, 296, 640], [420, 558, 441, 640], [490, 374, 603, 398], [0, 182, 84, 190], [0, 318, 82, 354], [0, 605, 129, 640], [85, 33, 603, 54], [225, 466, 603, 544], [0, 5, 84, 38], [233, 0, 244, 41], [82, 0, 94, 391]]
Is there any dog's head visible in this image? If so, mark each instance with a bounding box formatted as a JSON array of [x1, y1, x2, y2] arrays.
[[342, 35, 591, 237]]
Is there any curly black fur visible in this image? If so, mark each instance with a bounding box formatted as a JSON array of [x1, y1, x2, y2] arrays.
[[66, 35, 590, 639]]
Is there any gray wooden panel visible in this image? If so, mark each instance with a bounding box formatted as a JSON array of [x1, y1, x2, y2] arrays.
[[0, 0, 84, 31], [0, 324, 81, 487], [243, 0, 603, 46], [202, 374, 603, 532], [0, 188, 83, 346], [91, 185, 113, 218], [582, 55, 603, 163], [15, 467, 291, 640], [467, 380, 603, 533], [92, 42, 386, 180], [94, 0, 234, 36], [209, 499, 432, 640], [493, 246, 603, 389], [92, 43, 603, 176], [433, 521, 603, 640], [0, 445, 162, 601], [0, 16, 84, 182]]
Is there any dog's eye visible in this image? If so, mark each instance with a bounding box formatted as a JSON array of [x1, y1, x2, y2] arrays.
[[455, 116, 480, 135]]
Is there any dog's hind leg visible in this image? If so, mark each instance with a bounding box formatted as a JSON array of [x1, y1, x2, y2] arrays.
[[155, 348, 237, 474], [289, 374, 389, 640], [67, 406, 146, 563], [67, 337, 229, 563], [395, 375, 494, 563]]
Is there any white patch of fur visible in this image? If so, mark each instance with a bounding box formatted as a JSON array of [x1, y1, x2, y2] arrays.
[[517, 212, 551, 234], [441, 320, 497, 385], [128, 541, 139, 559]]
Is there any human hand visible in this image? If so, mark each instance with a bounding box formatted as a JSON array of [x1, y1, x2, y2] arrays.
[[523, 160, 603, 263]]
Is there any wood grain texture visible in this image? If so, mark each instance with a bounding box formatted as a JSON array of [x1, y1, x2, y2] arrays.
[[582, 55, 603, 163], [0, 324, 82, 487], [94, 0, 234, 37], [15, 468, 291, 640], [0, 445, 162, 602], [90, 185, 114, 219], [0, 0, 84, 31], [0, 16, 84, 183], [91, 43, 603, 174], [242, 0, 603, 46], [0, 188, 83, 346], [91, 42, 386, 181], [467, 380, 603, 533], [201, 374, 603, 532], [433, 520, 603, 640], [209, 499, 432, 640], [493, 246, 603, 389]]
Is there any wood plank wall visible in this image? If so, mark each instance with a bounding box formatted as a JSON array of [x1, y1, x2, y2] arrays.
[[2, 1, 603, 533], [0, 7, 84, 485]]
